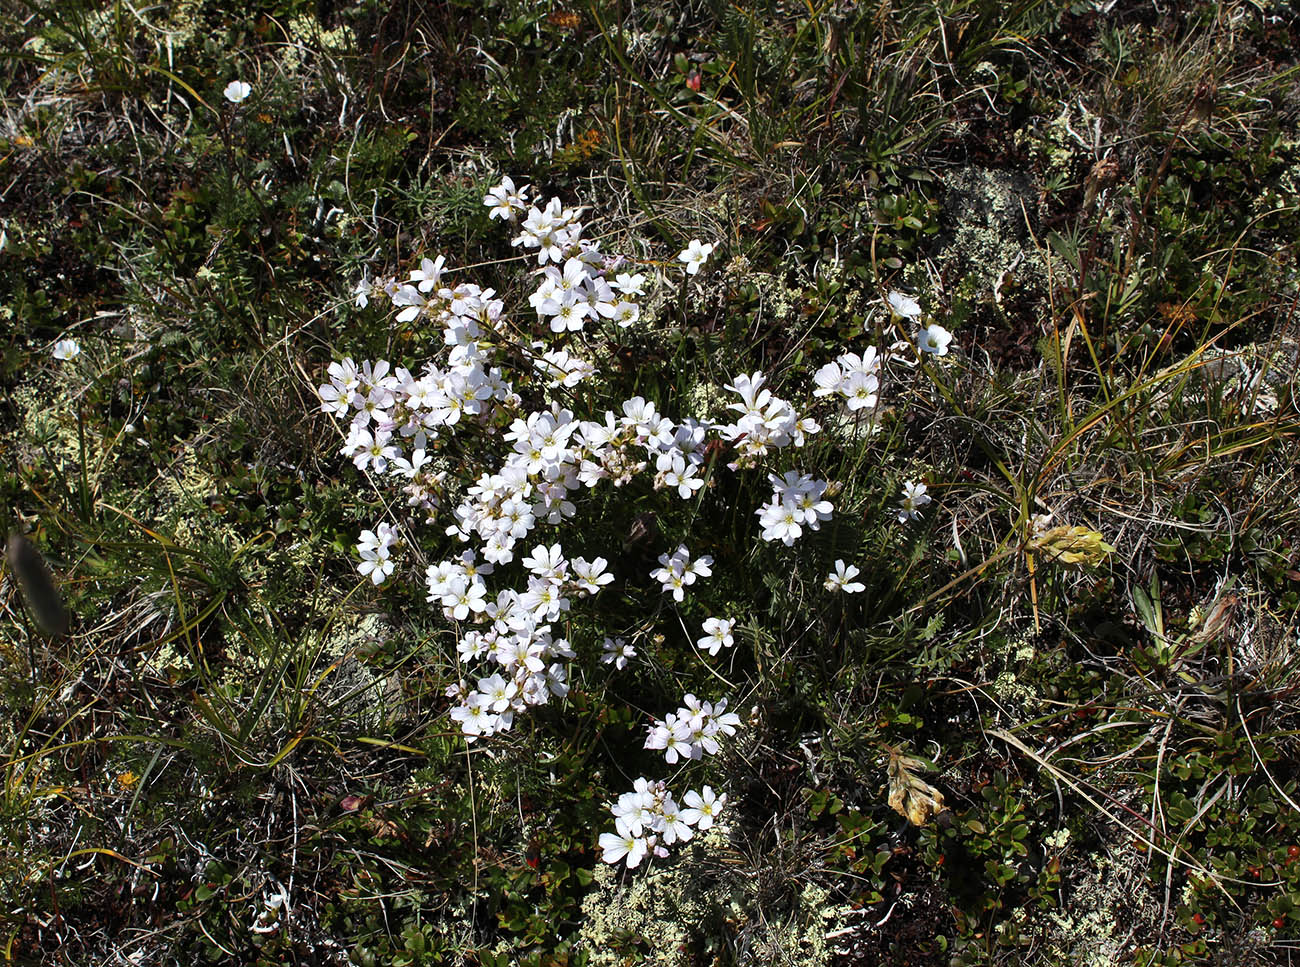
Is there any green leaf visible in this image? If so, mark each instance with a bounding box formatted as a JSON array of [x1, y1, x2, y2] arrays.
[[1133, 584, 1156, 635]]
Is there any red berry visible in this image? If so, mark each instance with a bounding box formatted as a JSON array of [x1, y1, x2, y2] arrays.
[[1288, 845, 1300, 860], [1275, 917, 1287, 929], [1193, 913, 1205, 925]]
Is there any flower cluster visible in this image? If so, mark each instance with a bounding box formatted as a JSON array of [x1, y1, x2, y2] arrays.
[[533, 345, 595, 388], [717, 371, 819, 469], [513, 196, 587, 265], [756, 471, 833, 545], [887, 289, 953, 358], [644, 694, 741, 764], [599, 780, 726, 868], [315, 175, 951, 871], [529, 250, 642, 332], [430, 541, 617, 738], [356, 522, 400, 585], [649, 544, 713, 602], [813, 347, 883, 413]]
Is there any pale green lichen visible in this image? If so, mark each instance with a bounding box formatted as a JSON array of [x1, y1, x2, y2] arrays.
[[1016, 102, 1098, 183], [935, 167, 1047, 307], [311, 613, 403, 732], [992, 669, 1036, 707], [1043, 844, 1160, 967], [1043, 826, 1071, 850], [981, 631, 1043, 715], [576, 827, 739, 966], [276, 15, 355, 74], [158, 0, 207, 52], [683, 379, 729, 424], [576, 828, 852, 966], [155, 448, 245, 552], [747, 882, 849, 967], [6, 374, 82, 470]]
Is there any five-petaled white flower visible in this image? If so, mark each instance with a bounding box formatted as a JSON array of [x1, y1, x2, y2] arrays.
[[598, 817, 648, 868], [601, 636, 636, 670], [358, 550, 394, 585], [678, 239, 715, 276], [916, 323, 953, 356], [897, 480, 932, 523], [681, 786, 726, 830], [697, 617, 736, 656], [223, 80, 252, 104], [52, 338, 80, 360], [824, 560, 865, 594]]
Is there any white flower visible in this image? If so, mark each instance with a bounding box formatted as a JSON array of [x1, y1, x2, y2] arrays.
[[223, 80, 252, 104], [757, 499, 802, 545], [897, 480, 932, 523], [534, 348, 595, 388], [917, 323, 953, 356], [887, 290, 922, 320], [681, 786, 726, 830], [599, 817, 648, 868], [1030, 511, 1054, 537], [483, 176, 529, 221], [645, 715, 695, 764], [249, 881, 290, 935], [677, 239, 715, 276], [601, 636, 636, 670], [570, 556, 613, 595], [451, 693, 493, 736], [477, 672, 518, 712], [408, 255, 447, 293], [841, 371, 879, 411], [697, 617, 736, 656], [755, 472, 832, 545], [52, 338, 80, 361], [353, 273, 373, 308], [650, 545, 711, 602], [812, 361, 843, 398], [611, 300, 641, 328], [824, 560, 865, 594], [612, 272, 647, 296], [654, 450, 703, 500], [358, 548, 394, 585]]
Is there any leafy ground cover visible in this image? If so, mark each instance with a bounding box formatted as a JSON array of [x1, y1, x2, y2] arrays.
[[2, 1, 1299, 964]]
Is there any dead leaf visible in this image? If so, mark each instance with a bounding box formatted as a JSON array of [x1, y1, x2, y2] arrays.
[[887, 748, 946, 826]]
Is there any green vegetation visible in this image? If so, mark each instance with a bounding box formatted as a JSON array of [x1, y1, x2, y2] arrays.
[[2, 1, 1298, 965]]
